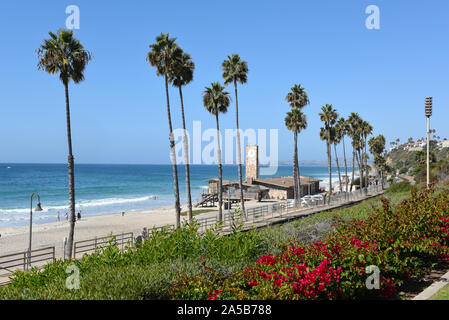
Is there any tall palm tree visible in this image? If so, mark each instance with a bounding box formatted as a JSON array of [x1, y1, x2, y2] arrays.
[[319, 104, 338, 203], [369, 134, 386, 188], [203, 82, 230, 221], [347, 113, 364, 194], [285, 109, 307, 205], [332, 123, 343, 195], [360, 120, 373, 194], [147, 33, 182, 228], [285, 84, 309, 202], [170, 50, 195, 221], [337, 117, 350, 195], [37, 29, 92, 259], [222, 54, 248, 214]]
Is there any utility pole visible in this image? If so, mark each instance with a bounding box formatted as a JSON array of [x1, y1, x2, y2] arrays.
[[425, 97, 433, 188]]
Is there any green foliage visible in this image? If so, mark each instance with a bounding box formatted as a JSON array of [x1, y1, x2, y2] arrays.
[[399, 167, 408, 174], [384, 181, 414, 195], [172, 187, 449, 300], [0, 216, 265, 300], [353, 177, 368, 186], [0, 188, 421, 300]]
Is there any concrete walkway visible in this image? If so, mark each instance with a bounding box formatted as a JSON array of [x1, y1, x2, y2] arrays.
[[413, 270, 449, 300]]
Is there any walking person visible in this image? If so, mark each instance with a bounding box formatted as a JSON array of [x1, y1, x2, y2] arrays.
[[77, 211, 81, 220], [57, 211, 60, 222], [65, 212, 68, 221]]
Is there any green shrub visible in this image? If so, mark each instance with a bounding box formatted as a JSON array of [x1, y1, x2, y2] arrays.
[[385, 181, 413, 194], [399, 167, 408, 174], [171, 187, 449, 300], [0, 214, 266, 300]]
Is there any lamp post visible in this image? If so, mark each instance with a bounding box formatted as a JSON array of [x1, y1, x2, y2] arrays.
[[28, 193, 43, 270], [425, 97, 433, 188]]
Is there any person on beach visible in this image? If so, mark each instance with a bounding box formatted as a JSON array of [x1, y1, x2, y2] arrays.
[[77, 211, 81, 220], [57, 212, 60, 222], [65, 212, 68, 221]]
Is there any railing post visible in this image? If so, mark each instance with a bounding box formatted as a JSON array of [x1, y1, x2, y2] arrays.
[[63, 237, 67, 262]]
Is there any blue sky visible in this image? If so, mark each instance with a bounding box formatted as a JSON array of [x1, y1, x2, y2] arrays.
[[0, 0, 448, 164]]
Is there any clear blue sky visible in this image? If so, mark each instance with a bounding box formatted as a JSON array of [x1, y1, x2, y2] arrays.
[[0, 0, 448, 164]]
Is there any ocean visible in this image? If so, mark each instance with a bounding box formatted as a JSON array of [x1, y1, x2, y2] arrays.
[[0, 164, 350, 227]]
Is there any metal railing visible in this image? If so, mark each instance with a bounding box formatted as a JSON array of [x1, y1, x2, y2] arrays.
[[0, 246, 55, 285], [73, 232, 134, 259]]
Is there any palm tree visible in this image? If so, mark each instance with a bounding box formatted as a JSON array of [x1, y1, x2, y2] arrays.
[[147, 33, 182, 228], [37, 29, 92, 259], [332, 122, 343, 195], [319, 104, 338, 203], [170, 50, 195, 221], [347, 113, 362, 193], [285, 109, 307, 205], [285, 84, 309, 202], [369, 135, 386, 188], [203, 82, 230, 221], [222, 54, 248, 214], [360, 120, 373, 193], [337, 117, 350, 195]]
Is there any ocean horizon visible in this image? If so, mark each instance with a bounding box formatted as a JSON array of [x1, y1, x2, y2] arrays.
[[0, 163, 352, 228]]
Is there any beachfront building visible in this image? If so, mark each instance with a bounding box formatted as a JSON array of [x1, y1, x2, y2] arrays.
[[202, 145, 320, 203], [244, 145, 320, 200]]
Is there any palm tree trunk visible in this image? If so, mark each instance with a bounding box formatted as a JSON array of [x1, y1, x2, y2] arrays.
[[233, 80, 246, 214], [356, 150, 364, 195], [178, 86, 193, 221], [293, 131, 300, 205], [350, 147, 355, 192], [165, 73, 181, 228], [64, 81, 76, 259], [342, 136, 348, 196], [364, 137, 369, 194], [334, 143, 342, 195], [215, 113, 223, 221], [326, 130, 332, 204]]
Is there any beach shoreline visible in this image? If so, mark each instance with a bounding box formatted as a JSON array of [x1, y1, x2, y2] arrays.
[[0, 202, 200, 256], [0, 199, 281, 256]]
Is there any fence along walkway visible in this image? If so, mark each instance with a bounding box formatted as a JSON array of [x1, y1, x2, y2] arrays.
[[0, 246, 55, 285], [73, 232, 134, 259], [0, 183, 387, 285]]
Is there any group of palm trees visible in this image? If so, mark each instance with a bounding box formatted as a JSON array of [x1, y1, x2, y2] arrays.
[[285, 88, 380, 206], [36, 28, 385, 260], [146, 33, 249, 225], [36, 30, 249, 258]]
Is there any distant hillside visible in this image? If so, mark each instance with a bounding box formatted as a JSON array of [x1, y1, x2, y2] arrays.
[[387, 145, 449, 184]]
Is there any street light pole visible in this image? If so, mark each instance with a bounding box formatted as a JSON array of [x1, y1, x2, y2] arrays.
[[28, 192, 43, 270], [425, 97, 433, 188]]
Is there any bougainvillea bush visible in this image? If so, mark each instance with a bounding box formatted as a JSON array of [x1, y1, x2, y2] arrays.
[[171, 187, 449, 300]]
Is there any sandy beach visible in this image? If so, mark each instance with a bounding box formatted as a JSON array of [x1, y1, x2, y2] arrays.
[[0, 199, 278, 257], [0, 203, 201, 257]]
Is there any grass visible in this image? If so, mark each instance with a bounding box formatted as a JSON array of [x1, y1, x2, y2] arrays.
[[430, 284, 449, 300], [180, 209, 213, 216]]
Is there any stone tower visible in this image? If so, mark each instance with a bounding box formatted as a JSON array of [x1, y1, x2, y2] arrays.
[[245, 145, 259, 182]]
